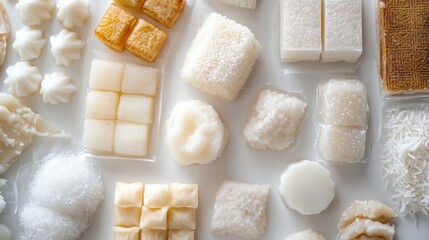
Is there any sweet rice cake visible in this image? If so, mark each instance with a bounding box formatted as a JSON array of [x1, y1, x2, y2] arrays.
[[379, 0, 429, 94], [142, 0, 186, 28]]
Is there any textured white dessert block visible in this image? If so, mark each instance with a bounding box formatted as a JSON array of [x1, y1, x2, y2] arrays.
[[168, 208, 196, 230], [322, 0, 362, 63], [83, 119, 116, 153], [115, 182, 144, 208], [144, 184, 169, 208], [114, 122, 149, 157], [181, 13, 261, 102], [168, 230, 194, 240], [85, 90, 119, 120], [89, 59, 124, 91], [140, 229, 167, 240], [122, 63, 159, 96], [280, 0, 322, 62], [117, 94, 154, 124], [170, 183, 198, 208], [218, 0, 257, 9], [113, 227, 140, 240], [319, 79, 368, 127], [115, 207, 142, 227], [140, 207, 168, 230], [317, 125, 366, 163]]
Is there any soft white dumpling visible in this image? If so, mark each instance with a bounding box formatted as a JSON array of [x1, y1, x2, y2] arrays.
[[57, 0, 89, 29], [13, 26, 46, 61], [50, 29, 85, 66], [4, 61, 42, 97], [16, 0, 55, 26], [40, 72, 77, 105]]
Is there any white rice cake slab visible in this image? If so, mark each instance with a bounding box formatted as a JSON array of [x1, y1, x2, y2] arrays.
[[218, 0, 257, 9]]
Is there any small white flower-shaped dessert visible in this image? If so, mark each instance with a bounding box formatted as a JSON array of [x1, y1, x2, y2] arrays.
[[5, 61, 42, 97], [57, 0, 89, 29], [50, 29, 85, 66], [13, 26, 46, 61], [40, 72, 77, 104], [16, 0, 55, 26]]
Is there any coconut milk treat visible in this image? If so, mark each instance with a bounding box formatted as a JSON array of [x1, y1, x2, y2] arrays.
[[322, 0, 362, 63], [244, 89, 307, 150], [279, 160, 335, 215], [181, 13, 261, 102], [165, 100, 228, 165], [280, 0, 321, 62], [211, 180, 269, 239], [219, 0, 257, 9], [284, 229, 327, 240]]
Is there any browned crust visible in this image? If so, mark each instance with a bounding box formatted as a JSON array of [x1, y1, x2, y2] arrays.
[[142, 0, 186, 28]]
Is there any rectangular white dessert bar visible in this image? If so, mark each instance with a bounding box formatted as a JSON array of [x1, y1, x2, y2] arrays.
[[219, 0, 257, 9]]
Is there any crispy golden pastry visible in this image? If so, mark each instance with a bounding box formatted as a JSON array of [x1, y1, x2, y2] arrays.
[[94, 3, 137, 51], [379, 0, 429, 94], [114, 0, 146, 11], [125, 19, 167, 62], [142, 0, 186, 28]]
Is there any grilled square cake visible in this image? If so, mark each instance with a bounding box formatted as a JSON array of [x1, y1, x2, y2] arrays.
[[142, 0, 186, 28]]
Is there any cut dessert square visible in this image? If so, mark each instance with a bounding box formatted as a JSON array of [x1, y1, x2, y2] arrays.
[[168, 230, 194, 240], [122, 63, 159, 96], [117, 94, 154, 124], [89, 59, 124, 92], [169, 183, 198, 208], [114, 122, 150, 157], [115, 182, 144, 208], [114, 0, 146, 11], [219, 0, 257, 9], [140, 207, 168, 230], [168, 208, 196, 230], [115, 207, 142, 227], [142, 0, 186, 28], [125, 19, 167, 63], [113, 227, 140, 240], [82, 119, 116, 153], [140, 229, 167, 240], [144, 184, 169, 208], [85, 91, 119, 120]]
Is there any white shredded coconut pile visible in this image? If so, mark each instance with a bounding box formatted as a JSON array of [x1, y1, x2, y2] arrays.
[[381, 106, 429, 216]]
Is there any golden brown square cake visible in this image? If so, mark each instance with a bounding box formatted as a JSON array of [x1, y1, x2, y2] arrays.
[[142, 0, 186, 28], [114, 0, 146, 11], [125, 19, 167, 62], [379, 0, 429, 94], [94, 4, 138, 51]]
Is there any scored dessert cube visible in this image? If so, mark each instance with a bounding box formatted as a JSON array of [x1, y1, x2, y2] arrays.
[[140, 229, 167, 240], [142, 0, 186, 28], [89, 59, 124, 92], [168, 208, 196, 230], [117, 94, 154, 124], [94, 3, 137, 51], [85, 91, 119, 120], [144, 184, 169, 208], [170, 183, 198, 208], [83, 119, 116, 153], [125, 19, 167, 63], [115, 182, 144, 208], [114, 122, 149, 157], [168, 230, 194, 240], [113, 227, 140, 240], [114, 0, 146, 11], [122, 63, 159, 96], [140, 206, 168, 230], [115, 207, 142, 227]]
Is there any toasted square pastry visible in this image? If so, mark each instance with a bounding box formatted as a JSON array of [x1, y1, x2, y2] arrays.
[[142, 0, 186, 28], [94, 4, 138, 51], [125, 19, 167, 62], [114, 0, 147, 11]]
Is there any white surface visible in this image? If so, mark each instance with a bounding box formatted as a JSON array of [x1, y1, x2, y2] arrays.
[[1, 0, 429, 240]]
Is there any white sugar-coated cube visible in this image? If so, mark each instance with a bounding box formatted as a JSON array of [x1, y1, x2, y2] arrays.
[[319, 79, 368, 127], [140, 229, 167, 240], [168, 230, 194, 240], [114, 122, 149, 157], [144, 184, 169, 208], [322, 0, 362, 63], [122, 63, 159, 96], [85, 91, 119, 120], [115, 207, 142, 227], [168, 208, 196, 230], [170, 183, 198, 208], [115, 182, 144, 208], [280, 0, 322, 62], [83, 119, 116, 153], [117, 94, 154, 124], [317, 125, 366, 163], [89, 59, 124, 91], [219, 0, 257, 9], [140, 207, 168, 230], [113, 227, 140, 240]]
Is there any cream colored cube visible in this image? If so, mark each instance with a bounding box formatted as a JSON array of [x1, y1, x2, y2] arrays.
[[115, 207, 142, 227], [113, 227, 140, 240], [89, 59, 124, 91], [170, 183, 198, 208], [83, 119, 115, 153], [114, 122, 149, 157], [115, 182, 144, 208], [144, 184, 169, 208], [140, 207, 168, 230], [167, 208, 196, 230], [117, 94, 155, 124], [168, 230, 194, 240], [122, 63, 159, 96], [85, 91, 119, 120], [140, 229, 167, 240]]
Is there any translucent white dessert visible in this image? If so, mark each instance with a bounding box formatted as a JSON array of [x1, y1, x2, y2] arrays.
[[284, 229, 326, 240], [140, 207, 168, 230], [113, 122, 149, 157], [115, 207, 141, 227], [117, 94, 154, 124], [168, 208, 196, 230], [13, 26, 46, 61], [40, 72, 77, 105], [16, 0, 55, 26], [170, 183, 198, 209], [168, 230, 194, 240], [82, 119, 115, 153], [4, 61, 42, 97], [141, 229, 167, 240], [144, 184, 169, 208], [85, 91, 119, 120], [113, 227, 139, 240], [114, 182, 144, 208], [122, 63, 159, 96], [57, 0, 89, 29], [50, 29, 85, 66], [89, 59, 124, 92]]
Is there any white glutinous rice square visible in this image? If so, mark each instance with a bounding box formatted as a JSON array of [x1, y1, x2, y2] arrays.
[[210, 180, 269, 239], [113, 227, 139, 240], [85, 91, 119, 120], [115, 182, 144, 208], [114, 122, 149, 157], [121, 63, 159, 96], [319, 79, 368, 127], [218, 0, 257, 9], [181, 13, 261, 102], [140, 207, 168, 230], [83, 119, 116, 153], [317, 125, 366, 163], [168, 208, 196, 230], [140, 229, 167, 240], [115, 207, 142, 227], [144, 184, 169, 208], [170, 183, 198, 208], [322, 0, 362, 63], [168, 230, 194, 240], [280, 0, 322, 62], [243, 89, 307, 150], [117, 94, 154, 124], [89, 59, 124, 92]]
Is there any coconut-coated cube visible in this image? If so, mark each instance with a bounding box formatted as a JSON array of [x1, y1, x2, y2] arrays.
[[144, 184, 169, 208], [168, 208, 196, 230], [170, 183, 198, 208], [141, 229, 167, 240], [89, 59, 124, 92], [117, 94, 155, 124], [115, 207, 142, 227], [168, 230, 194, 240], [83, 119, 116, 153], [114, 122, 149, 157], [122, 63, 159, 96], [115, 182, 144, 208], [140, 207, 168, 230], [113, 227, 140, 240], [85, 91, 119, 120]]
